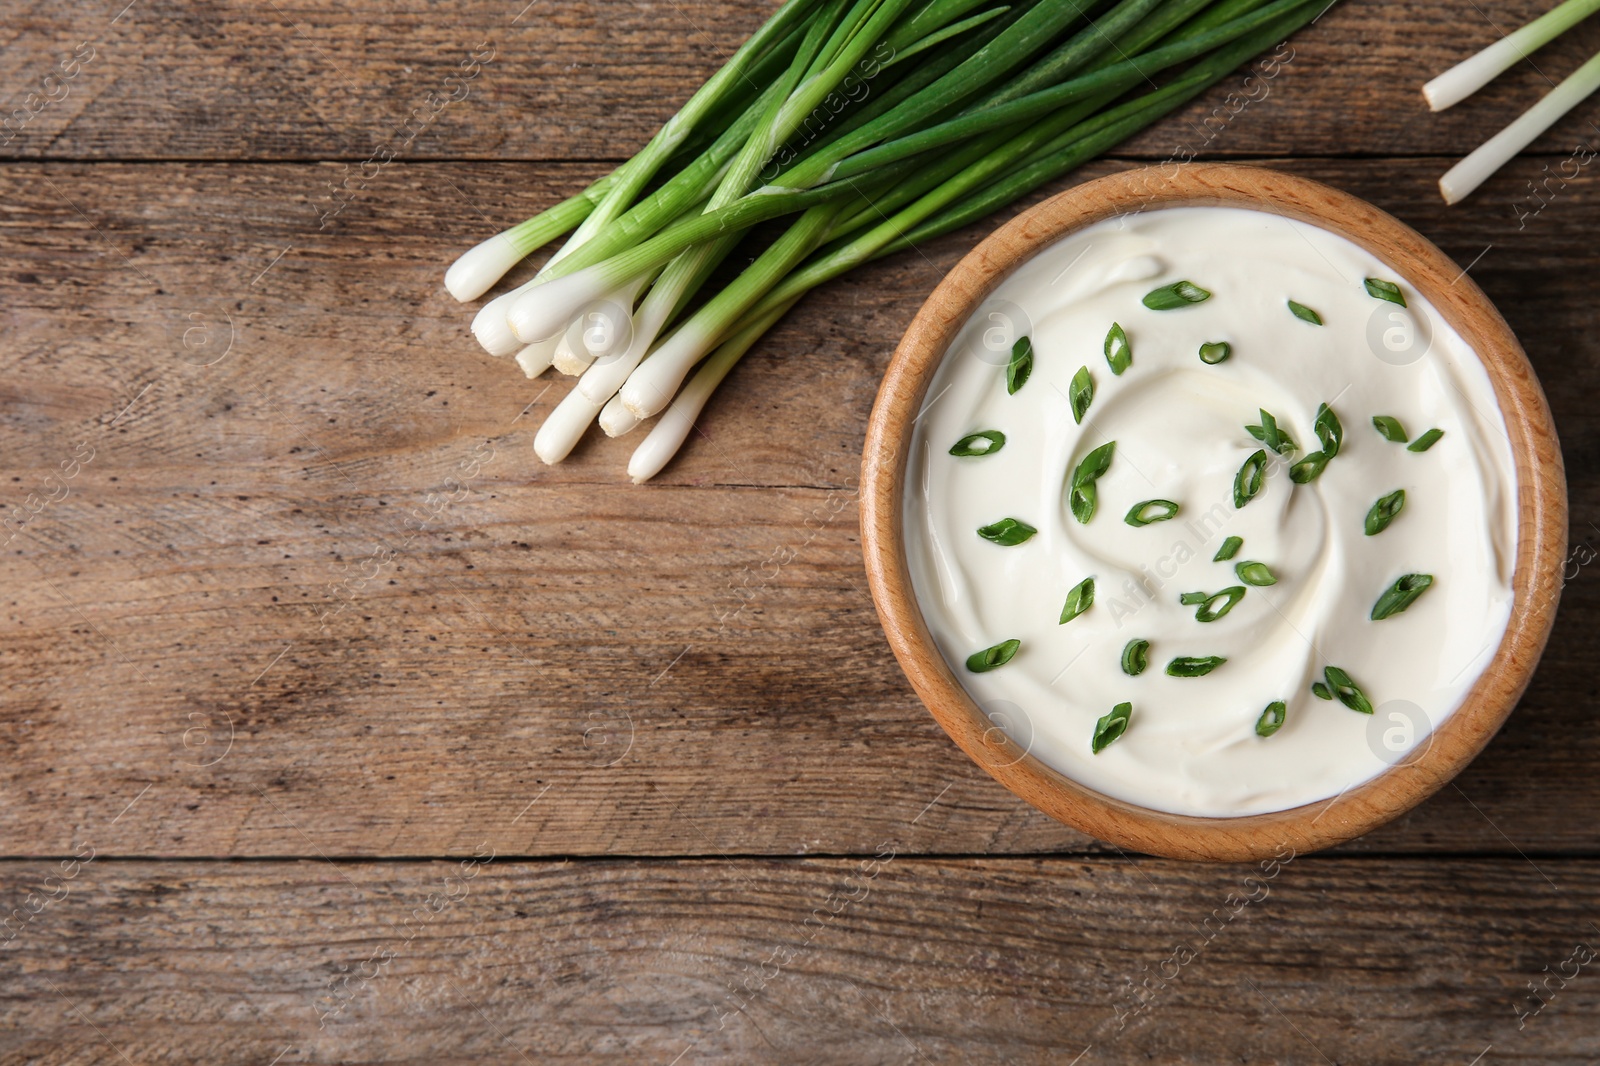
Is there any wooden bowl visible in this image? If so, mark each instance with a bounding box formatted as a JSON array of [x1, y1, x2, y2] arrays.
[[860, 163, 1566, 861]]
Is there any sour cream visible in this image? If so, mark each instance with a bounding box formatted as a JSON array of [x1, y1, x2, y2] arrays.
[[905, 206, 1517, 817]]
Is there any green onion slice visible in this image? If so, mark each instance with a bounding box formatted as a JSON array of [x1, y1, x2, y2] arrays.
[[1235, 561, 1276, 586], [1121, 639, 1149, 676], [1255, 700, 1287, 737], [1233, 449, 1269, 508], [1247, 409, 1296, 456], [1007, 336, 1033, 395], [1178, 591, 1208, 606], [1289, 451, 1329, 484], [1059, 576, 1095, 624], [1199, 341, 1232, 364], [1408, 428, 1444, 452], [1213, 536, 1243, 561], [1069, 441, 1115, 524], [1364, 278, 1407, 307], [1069, 365, 1093, 424], [1125, 499, 1180, 526], [1194, 586, 1246, 622], [1314, 403, 1342, 458], [976, 517, 1037, 545], [1092, 702, 1132, 754], [1371, 416, 1408, 443], [1311, 680, 1333, 700], [1371, 573, 1435, 620], [1324, 665, 1374, 714], [1167, 655, 1227, 677], [1142, 280, 1211, 310], [1364, 489, 1405, 536], [1287, 299, 1323, 325], [966, 639, 1020, 673], [1105, 322, 1132, 375], [1070, 483, 1096, 525], [950, 430, 1006, 457]]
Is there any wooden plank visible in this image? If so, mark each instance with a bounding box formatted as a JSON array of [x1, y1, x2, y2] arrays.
[[4, 0, 1600, 162], [1, 857, 1597, 1062], [0, 157, 1596, 858]]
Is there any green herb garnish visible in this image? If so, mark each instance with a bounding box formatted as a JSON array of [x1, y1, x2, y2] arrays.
[[1289, 451, 1329, 484], [1233, 449, 1269, 508], [1255, 700, 1287, 737], [1121, 639, 1149, 676], [1059, 576, 1095, 624], [966, 639, 1020, 673], [1125, 499, 1180, 526], [976, 517, 1037, 546], [1364, 489, 1405, 535], [1069, 365, 1093, 424], [1006, 336, 1033, 394], [1371, 573, 1435, 620], [1178, 591, 1209, 606], [1364, 278, 1406, 306], [1143, 280, 1211, 309], [1311, 680, 1333, 700], [1323, 665, 1374, 714], [1287, 299, 1322, 325], [1235, 561, 1276, 586], [1408, 428, 1444, 452], [1213, 536, 1243, 561], [1198, 341, 1232, 364], [1105, 322, 1131, 375], [1092, 702, 1132, 753], [1070, 484, 1096, 525], [1194, 586, 1246, 622], [1167, 655, 1227, 677], [1371, 415, 1408, 443], [1246, 409, 1296, 456], [1069, 441, 1116, 525], [1314, 403, 1342, 458], [950, 430, 1006, 457]]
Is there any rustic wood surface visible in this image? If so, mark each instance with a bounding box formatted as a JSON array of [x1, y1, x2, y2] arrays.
[[3, 0, 1599, 1060]]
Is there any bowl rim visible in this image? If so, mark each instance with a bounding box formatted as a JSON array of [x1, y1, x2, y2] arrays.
[[859, 162, 1567, 862]]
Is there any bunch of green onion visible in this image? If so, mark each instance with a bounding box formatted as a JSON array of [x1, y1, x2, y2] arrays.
[[445, 0, 1329, 481]]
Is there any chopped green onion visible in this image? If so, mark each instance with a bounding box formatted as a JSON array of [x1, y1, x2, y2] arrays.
[[1194, 586, 1246, 622], [1235, 561, 1276, 586], [1365, 489, 1405, 535], [1311, 680, 1333, 700], [1214, 536, 1243, 561], [1408, 428, 1444, 452], [1070, 441, 1116, 524], [1143, 280, 1211, 309], [1092, 701, 1132, 753], [1125, 499, 1180, 526], [1364, 278, 1407, 306], [1070, 483, 1097, 525], [967, 638, 1021, 673], [1007, 335, 1033, 394], [1105, 322, 1132, 375], [1371, 415, 1408, 443], [1121, 638, 1149, 676], [1289, 451, 1329, 484], [1198, 340, 1231, 364], [1233, 449, 1268, 508], [1314, 403, 1342, 458], [977, 517, 1038, 545], [1323, 665, 1374, 714], [1255, 700, 1287, 737], [1371, 573, 1435, 620], [950, 430, 1006, 456], [1069, 365, 1094, 424], [1167, 655, 1226, 677], [1287, 299, 1322, 325], [1060, 576, 1095, 624], [1179, 591, 1208, 605], [1247, 409, 1296, 456]]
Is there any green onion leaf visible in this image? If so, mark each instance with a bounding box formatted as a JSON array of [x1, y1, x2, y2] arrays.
[[1314, 403, 1343, 458], [1213, 536, 1243, 562], [1289, 451, 1329, 484], [1311, 680, 1333, 700], [1408, 428, 1444, 452], [1121, 639, 1149, 676], [950, 430, 1006, 456], [1125, 499, 1180, 526], [1007, 336, 1033, 394], [1199, 341, 1232, 364], [977, 517, 1037, 545], [1059, 576, 1094, 624], [1324, 665, 1374, 714], [1069, 365, 1094, 424], [1233, 449, 1269, 508], [1235, 561, 1276, 586], [1255, 700, 1287, 737], [1167, 655, 1226, 677], [1104, 322, 1132, 375], [1143, 280, 1211, 310], [1073, 441, 1116, 487], [1364, 489, 1406, 536], [1371, 415, 1408, 443], [1249, 409, 1296, 456], [966, 639, 1020, 673], [1092, 702, 1132, 754], [1287, 299, 1323, 325], [1178, 591, 1209, 606], [1364, 278, 1407, 307], [1194, 586, 1246, 622], [1070, 483, 1097, 525], [1371, 573, 1435, 620]]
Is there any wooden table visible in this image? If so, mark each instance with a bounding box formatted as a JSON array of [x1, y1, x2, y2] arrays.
[[1, 1, 1597, 1061]]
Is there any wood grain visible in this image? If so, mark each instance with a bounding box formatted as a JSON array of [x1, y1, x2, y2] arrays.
[[2, 857, 1598, 1063], [0, 158, 1596, 858]]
